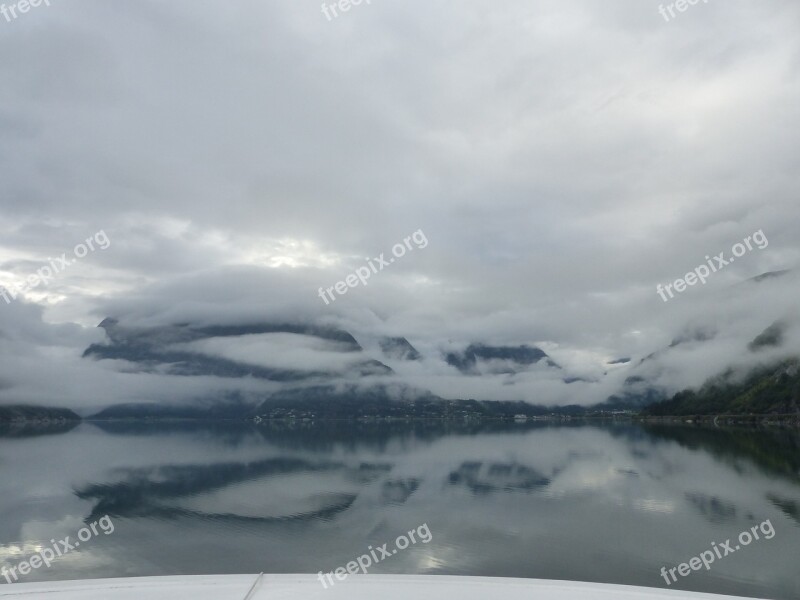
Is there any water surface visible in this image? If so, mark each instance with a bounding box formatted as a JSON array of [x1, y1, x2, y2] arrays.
[[0, 420, 798, 599]]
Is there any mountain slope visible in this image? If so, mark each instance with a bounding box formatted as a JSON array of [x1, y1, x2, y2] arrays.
[[642, 359, 800, 416]]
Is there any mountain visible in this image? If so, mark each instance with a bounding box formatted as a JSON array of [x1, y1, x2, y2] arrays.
[[254, 384, 451, 420], [379, 337, 421, 361], [748, 320, 788, 352], [76, 304, 800, 420], [83, 318, 392, 381], [610, 318, 786, 411], [642, 359, 800, 416], [251, 385, 594, 420], [81, 319, 583, 417], [445, 344, 558, 375], [633, 326, 718, 368], [600, 388, 666, 411]]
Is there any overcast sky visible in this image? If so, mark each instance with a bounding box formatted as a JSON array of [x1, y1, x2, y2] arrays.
[[1, 0, 799, 410]]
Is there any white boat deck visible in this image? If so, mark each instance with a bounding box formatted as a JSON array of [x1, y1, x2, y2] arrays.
[[0, 575, 766, 600]]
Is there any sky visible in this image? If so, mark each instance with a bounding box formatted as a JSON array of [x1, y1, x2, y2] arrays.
[[1, 0, 799, 410]]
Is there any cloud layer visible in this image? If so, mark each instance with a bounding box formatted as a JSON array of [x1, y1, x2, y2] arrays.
[[1, 0, 800, 410]]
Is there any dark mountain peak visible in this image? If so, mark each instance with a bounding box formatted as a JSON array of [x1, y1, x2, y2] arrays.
[[669, 327, 717, 348], [635, 326, 718, 367], [91, 320, 361, 351], [379, 337, 422, 361], [749, 320, 789, 352], [446, 343, 558, 374], [607, 357, 631, 365]]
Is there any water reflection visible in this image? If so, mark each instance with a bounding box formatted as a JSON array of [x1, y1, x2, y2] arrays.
[[0, 420, 797, 599]]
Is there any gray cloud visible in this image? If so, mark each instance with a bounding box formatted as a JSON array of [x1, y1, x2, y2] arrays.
[[1, 0, 799, 409]]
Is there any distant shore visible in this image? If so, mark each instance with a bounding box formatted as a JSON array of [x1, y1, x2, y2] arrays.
[[2, 404, 798, 430], [634, 414, 800, 427]]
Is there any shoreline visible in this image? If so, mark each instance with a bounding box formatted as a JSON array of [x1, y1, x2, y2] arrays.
[[634, 414, 800, 428]]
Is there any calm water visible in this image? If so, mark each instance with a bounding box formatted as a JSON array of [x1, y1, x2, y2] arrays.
[[0, 420, 798, 598]]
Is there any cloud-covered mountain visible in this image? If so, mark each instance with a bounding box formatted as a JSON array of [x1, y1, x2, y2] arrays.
[[643, 358, 800, 417], [445, 344, 558, 375], [1, 263, 799, 418], [379, 336, 422, 361], [72, 265, 800, 419], [83, 318, 393, 381], [79, 316, 580, 416]]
